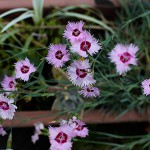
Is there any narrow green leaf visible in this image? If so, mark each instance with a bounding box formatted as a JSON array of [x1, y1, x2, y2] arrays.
[[23, 34, 33, 50], [0, 8, 29, 18], [64, 12, 114, 33], [0, 30, 18, 43], [1, 11, 33, 33], [62, 4, 92, 12], [33, 0, 44, 24], [6, 131, 12, 149], [121, 11, 150, 29], [47, 11, 114, 34]]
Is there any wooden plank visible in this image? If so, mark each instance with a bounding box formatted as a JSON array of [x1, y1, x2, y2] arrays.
[[0, 0, 95, 11], [3, 109, 148, 127]]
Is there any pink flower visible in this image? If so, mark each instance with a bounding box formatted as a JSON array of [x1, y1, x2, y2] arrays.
[[79, 86, 100, 98], [14, 58, 36, 81], [67, 59, 96, 87], [1, 75, 17, 95], [68, 116, 88, 138], [0, 94, 17, 120], [49, 125, 73, 150], [0, 125, 7, 136], [70, 31, 101, 57], [34, 122, 44, 134], [63, 21, 85, 43], [31, 122, 44, 144], [109, 44, 138, 75], [46, 44, 70, 68], [31, 133, 39, 144], [142, 78, 150, 96]]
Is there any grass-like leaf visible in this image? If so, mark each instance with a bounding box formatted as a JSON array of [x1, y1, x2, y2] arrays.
[[32, 0, 44, 24], [0, 8, 29, 18], [47, 11, 114, 34], [1, 11, 34, 33]]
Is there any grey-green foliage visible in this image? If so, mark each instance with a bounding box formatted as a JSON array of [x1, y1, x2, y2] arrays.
[[82, 0, 150, 114], [0, 0, 44, 33]]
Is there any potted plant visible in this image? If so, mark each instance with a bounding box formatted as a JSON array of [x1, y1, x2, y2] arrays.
[[0, 0, 150, 149]]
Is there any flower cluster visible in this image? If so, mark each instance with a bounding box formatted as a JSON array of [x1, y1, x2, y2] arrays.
[[49, 116, 88, 150], [1, 58, 36, 95], [46, 21, 101, 98], [0, 58, 36, 134], [0, 20, 149, 150]]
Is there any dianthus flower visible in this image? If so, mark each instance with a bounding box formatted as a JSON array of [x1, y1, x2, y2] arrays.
[[109, 44, 138, 75], [63, 21, 85, 43], [141, 78, 150, 96], [49, 125, 73, 150], [67, 59, 96, 87], [14, 58, 36, 81], [68, 116, 89, 138], [0, 94, 17, 120], [70, 31, 101, 57], [1, 75, 16, 95], [46, 44, 70, 68], [34, 122, 44, 134], [0, 125, 6, 136], [79, 86, 100, 98], [31, 122, 44, 144]]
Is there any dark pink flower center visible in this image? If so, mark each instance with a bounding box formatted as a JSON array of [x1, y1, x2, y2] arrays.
[[76, 69, 87, 78], [9, 81, 14, 88], [80, 41, 91, 51], [76, 125, 84, 131], [72, 28, 81, 37], [55, 132, 68, 144], [87, 88, 94, 92], [120, 52, 131, 63], [21, 65, 29, 74], [0, 101, 9, 110], [55, 50, 64, 60]]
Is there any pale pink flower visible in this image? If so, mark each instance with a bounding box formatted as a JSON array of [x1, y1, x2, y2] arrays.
[[79, 86, 100, 98], [0, 94, 17, 120], [31, 133, 39, 144], [109, 44, 138, 75], [0, 125, 7, 136], [142, 78, 150, 96], [14, 58, 36, 81], [1, 75, 17, 95], [46, 44, 69, 68], [63, 21, 85, 43], [34, 122, 44, 134], [49, 125, 73, 150], [31, 122, 44, 144], [68, 116, 88, 138], [70, 31, 101, 57], [49, 125, 72, 150], [67, 59, 96, 87]]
